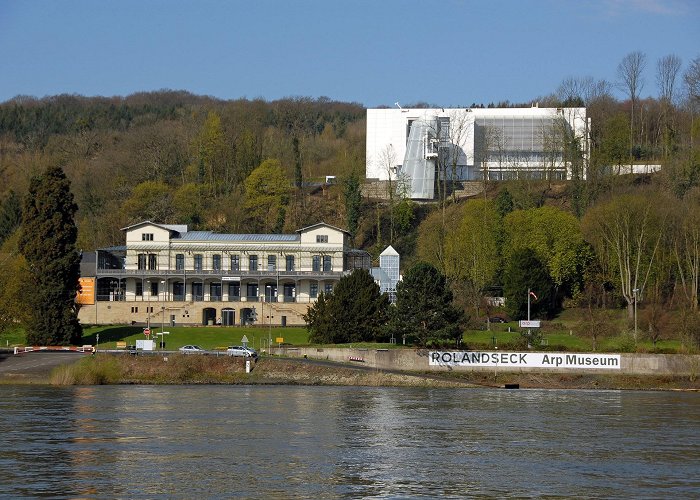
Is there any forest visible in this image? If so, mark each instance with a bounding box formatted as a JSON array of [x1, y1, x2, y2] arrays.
[[0, 51, 698, 348]]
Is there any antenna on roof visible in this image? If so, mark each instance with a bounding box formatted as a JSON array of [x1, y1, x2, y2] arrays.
[[395, 102, 402, 110]]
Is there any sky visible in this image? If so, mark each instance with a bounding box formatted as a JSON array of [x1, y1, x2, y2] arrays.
[[1, 0, 698, 107]]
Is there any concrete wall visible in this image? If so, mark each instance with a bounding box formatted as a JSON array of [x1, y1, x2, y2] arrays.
[[78, 300, 310, 326], [269, 347, 700, 376]]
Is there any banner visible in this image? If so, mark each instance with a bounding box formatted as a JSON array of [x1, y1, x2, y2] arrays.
[[429, 351, 621, 370], [76, 278, 95, 305]]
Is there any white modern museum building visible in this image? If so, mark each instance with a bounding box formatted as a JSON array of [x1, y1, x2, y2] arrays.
[[366, 105, 590, 199]]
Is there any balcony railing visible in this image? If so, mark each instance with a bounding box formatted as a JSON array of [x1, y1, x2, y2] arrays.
[[96, 269, 344, 278]]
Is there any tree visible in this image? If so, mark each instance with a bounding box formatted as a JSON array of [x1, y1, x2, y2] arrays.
[[244, 159, 290, 232], [120, 181, 173, 224], [377, 144, 397, 243], [18, 165, 82, 345], [503, 206, 589, 297], [0, 190, 23, 244], [575, 280, 615, 351], [581, 193, 666, 336], [683, 56, 700, 105], [172, 183, 204, 227], [193, 111, 233, 198], [444, 199, 500, 316], [657, 54, 682, 103], [304, 269, 389, 344], [391, 262, 463, 347], [0, 233, 29, 335], [617, 51, 647, 157], [672, 193, 700, 311], [495, 188, 514, 218], [343, 171, 362, 240], [502, 248, 554, 320]]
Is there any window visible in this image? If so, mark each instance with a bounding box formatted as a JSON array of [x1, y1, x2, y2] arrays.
[[324, 283, 334, 294], [176, 254, 184, 271], [192, 282, 203, 301], [228, 282, 240, 299], [309, 282, 318, 299], [210, 283, 222, 300], [286, 255, 295, 271], [231, 254, 240, 271], [194, 254, 203, 271], [213, 254, 221, 271], [137, 254, 146, 270], [249, 255, 258, 271], [268, 255, 276, 272], [136, 281, 143, 297], [131, 306, 139, 313], [150, 281, 158, 297], [323, 255, 332, 272], [142, 233, 154, 241], [316, 234, 328, 243], [246, 283, 258, 299], [148, 254, 157, 270], [312, 255, 320, 272]]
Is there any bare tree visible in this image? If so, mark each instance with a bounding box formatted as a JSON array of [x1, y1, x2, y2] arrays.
[[444, 111, 473, 202], [683, 56, 700, 104], [656, 54, 682, 103], [377, 144, 397, 243], [582, 193, 666, 341], [673, 194, 700, 311], [617, 51, 647, 156]]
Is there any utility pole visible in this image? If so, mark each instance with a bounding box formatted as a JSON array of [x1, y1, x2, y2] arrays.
[[633, 288, 639, 342], [527, 288, 532, 347]]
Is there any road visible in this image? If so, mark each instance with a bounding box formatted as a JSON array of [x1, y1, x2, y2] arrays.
[[0, 351, 87, 381]]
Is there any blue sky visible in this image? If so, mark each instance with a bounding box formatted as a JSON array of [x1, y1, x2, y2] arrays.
[[1, 0, 698, 107]]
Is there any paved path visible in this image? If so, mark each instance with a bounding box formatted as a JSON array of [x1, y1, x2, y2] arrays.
[[0, 351, 86, 381]]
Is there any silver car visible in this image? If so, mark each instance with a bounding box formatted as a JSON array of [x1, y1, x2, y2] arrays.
[[179, 345, 204, 353], [227, 346, 257, 358]]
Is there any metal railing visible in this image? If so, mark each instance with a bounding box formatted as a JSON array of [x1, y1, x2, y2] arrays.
[[96, 269, 344, 279]]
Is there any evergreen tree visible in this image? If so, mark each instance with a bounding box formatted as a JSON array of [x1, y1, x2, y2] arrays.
[[502, 248, 555, 320], [293, 136, 303, 189], [495, 188, 514, 218], [19, 165, 82, 345], [0, 190, 22, 244], [343, 172, 362, 240], [392, 262, 463, 347], [304, 269, 389, 344]]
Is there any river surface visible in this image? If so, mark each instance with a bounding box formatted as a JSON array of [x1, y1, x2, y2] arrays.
[[0, 386, 698, 499]]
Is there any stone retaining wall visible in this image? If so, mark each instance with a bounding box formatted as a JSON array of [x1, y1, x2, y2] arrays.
[[269, 347, 700, 376]]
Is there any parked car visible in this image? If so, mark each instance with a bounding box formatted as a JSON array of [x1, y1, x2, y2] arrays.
[[488, 317, 507, 324], [227, 346, 258, 358], [179, 345, 204, 353]]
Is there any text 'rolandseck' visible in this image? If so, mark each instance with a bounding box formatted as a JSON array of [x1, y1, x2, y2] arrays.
[[429, 352, 621, 369]]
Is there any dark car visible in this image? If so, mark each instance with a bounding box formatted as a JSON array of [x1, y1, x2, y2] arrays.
[[488, 317, 507, 324]]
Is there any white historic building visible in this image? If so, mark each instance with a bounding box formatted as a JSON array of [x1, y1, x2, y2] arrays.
[[366, 106, 590, 199], [78, 221, 372, 327]]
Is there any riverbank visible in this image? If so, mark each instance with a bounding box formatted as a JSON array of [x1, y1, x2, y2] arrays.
[[18, 354, 696, 390]]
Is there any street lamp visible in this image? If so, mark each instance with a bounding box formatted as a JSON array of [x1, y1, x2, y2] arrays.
[[633, 288, 639, 342]]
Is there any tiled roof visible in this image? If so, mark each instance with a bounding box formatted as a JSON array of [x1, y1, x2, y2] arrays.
[[175, 231, 299, 242]]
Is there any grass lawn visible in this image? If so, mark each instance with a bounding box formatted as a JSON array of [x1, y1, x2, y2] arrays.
[[83, 325, 310, 351], [0, 328, 26, 348], [5, 310, 692, 354]]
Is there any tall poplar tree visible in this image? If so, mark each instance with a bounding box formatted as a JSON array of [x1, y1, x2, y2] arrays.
[[19, 165, 82, 345]]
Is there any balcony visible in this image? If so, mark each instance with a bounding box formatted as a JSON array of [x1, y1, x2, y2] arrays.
[[96, 268, 344, 279]]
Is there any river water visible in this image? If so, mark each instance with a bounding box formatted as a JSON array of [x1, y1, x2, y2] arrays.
[[0, 386, 698, 499]]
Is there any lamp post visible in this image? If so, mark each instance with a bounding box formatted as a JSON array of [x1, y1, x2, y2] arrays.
[[161, 305, 165, 349], [633, 288, 639, 342]]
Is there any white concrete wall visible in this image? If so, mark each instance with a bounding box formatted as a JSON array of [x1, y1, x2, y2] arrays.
[[271, 347, 700, 376], [366, 106, 589, 183]]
